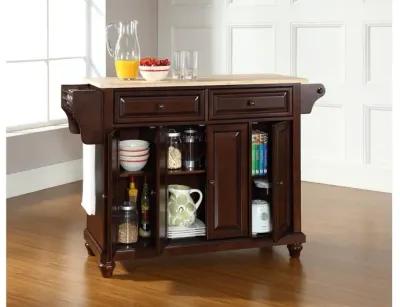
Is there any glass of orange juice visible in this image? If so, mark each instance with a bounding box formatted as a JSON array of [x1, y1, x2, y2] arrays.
[[106, 20, 141, 80]]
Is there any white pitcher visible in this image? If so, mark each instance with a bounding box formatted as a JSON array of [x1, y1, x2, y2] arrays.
[[167, 185, 203, 227]]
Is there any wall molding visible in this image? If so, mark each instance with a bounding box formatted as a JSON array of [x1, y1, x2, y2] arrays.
[[7, 159, 83, 198], [363, 22, 392, 84], [303, 102, 347, 162], [290, 22, 346, 81], [362, 104, 392, 165], [227, 23, 276, 74]]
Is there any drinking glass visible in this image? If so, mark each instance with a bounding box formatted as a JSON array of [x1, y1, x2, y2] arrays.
[[181, 50, 198, 80], [173, 50, 199, 79], [179, 50, 189, 79], [172, 51, 181, 79], [190, 51, 199, 79]]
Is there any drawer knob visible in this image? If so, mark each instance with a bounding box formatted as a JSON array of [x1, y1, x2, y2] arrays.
[[247, 100, 256, 106], [158, 104, 165, 110]]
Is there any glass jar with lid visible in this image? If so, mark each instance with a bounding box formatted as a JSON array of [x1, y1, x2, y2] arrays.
[[167, 130, 182, 170], [117, 201, 138, 244], [182, 128, 204, 170]]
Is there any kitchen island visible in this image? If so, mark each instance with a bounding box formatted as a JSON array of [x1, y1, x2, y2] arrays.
[[61, 74, 325, 277]]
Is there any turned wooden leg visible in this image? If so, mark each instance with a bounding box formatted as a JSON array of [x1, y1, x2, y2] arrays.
[[85, 242, 95, 256], [287, 243, 303, 258], [99, 261, 115, 278]]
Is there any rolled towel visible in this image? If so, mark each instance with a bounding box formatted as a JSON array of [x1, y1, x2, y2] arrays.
[[81, 144, 96, 215]]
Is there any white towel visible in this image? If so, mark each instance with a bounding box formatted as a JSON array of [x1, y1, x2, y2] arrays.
[[81, 144, 96, 215]]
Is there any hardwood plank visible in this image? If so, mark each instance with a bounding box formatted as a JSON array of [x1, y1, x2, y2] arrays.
[[7, 181, 391, 306]]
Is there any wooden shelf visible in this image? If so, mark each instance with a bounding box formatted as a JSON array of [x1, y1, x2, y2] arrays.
[[252, 174, 269, 178], [119, 170, 150, 178], [167, 169, 206, 176], [114, 240, 156, 260]]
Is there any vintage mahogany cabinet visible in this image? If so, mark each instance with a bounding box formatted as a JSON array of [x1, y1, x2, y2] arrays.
[[61, 75, 325, 277]]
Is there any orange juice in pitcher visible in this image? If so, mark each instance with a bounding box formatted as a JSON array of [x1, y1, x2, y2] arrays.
[[106, 20, 141, 80], [115, 60, 139, 80]]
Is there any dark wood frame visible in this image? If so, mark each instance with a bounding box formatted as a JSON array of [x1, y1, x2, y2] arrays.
[[62, 81, 324, 278]]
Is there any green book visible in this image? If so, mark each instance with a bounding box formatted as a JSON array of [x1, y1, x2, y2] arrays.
[[255, 132, 260, 175], [251, 133, 256, 175]]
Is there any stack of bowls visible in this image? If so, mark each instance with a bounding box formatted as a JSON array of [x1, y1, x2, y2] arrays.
[[119, 140, 150, 171]]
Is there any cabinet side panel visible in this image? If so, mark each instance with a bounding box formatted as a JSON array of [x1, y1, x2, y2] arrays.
[[272, 121, 293, 241], [292, 84, 301, 232], [86, 144, 105, 249], [157, 127, 168, 252]]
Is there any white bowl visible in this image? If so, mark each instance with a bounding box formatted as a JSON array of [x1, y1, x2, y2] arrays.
[[120, 154, 149, 162], [119, 148, 149, 157], [120, 159, 148, 172], [119, 140, 149, 151], [139, 66, 170, 81]]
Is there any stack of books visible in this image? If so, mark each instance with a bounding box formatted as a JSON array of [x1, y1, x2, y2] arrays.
[[252, 130, 268, 176]]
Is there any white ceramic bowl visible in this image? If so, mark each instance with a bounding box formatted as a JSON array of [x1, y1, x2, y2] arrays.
[[119, 140, 149, 151], [139, 66, 170, 81], [120, 159, 148, 172], [119, 148, 149, 157], [120, 154, 149, 162]]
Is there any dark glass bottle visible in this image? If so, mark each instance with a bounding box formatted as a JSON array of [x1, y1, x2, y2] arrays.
[[139, 177, 151, 238]]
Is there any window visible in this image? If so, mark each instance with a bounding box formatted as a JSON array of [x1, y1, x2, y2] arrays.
[[5, 0, 104, 132]]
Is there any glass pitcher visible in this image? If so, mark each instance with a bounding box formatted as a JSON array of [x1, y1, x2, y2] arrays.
[[106, 20, 141, 80]]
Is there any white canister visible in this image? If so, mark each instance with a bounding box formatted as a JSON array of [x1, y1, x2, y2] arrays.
[[252, 199, 272, 235]]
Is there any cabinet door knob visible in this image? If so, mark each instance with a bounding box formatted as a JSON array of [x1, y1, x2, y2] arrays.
[[317, 87, 324, 95], [158, 104, 165, 110], [277, 180, 284, 185], [247, 99, 256, 106], [209, 179, 215, 185]]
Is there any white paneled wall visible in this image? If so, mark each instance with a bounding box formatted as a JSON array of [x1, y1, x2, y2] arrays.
[[158, 0, 392, 192]]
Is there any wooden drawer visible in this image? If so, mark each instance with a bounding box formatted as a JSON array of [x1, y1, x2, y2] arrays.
[[115, 89, 205, 123], [209, 88, 292, 120]]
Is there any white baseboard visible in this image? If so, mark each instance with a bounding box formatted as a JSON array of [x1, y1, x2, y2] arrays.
[[7, 159, 83, 198], [302, 159, 392, 193]]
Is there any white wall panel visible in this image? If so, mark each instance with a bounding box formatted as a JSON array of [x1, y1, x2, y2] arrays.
[[158, 0, 392, 192], [365, 24, 392, 84], [292, 24, 346, 84], [230, 25, 275, 74], [364, 105, 392, 167], [302, 104, 346, 161]]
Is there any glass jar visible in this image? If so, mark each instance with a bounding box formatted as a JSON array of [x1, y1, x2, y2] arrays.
[[117, 202, 138, 244], [182, 128, 203, 170], [167, 130, 182, 170]]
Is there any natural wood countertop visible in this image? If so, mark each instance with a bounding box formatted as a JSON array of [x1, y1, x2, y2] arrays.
[[84, 74, 308, 89]]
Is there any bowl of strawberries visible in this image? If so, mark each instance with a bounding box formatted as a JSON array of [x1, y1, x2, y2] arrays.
[[139, 57, 171, 81]]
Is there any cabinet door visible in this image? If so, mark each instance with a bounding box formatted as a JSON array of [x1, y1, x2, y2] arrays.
[[207, 124, 249, 239], [271, 121, 292, 241], [156, 127, 168, 253]]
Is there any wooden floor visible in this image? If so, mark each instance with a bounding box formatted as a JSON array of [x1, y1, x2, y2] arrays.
[[7, 182, 391, 307]]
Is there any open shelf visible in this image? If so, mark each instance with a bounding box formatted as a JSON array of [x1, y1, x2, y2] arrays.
[[114, 240, 157, 260], [119, 170, 151, 178], [167, 169, 206, 176], [167, 236, 207, 246]]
